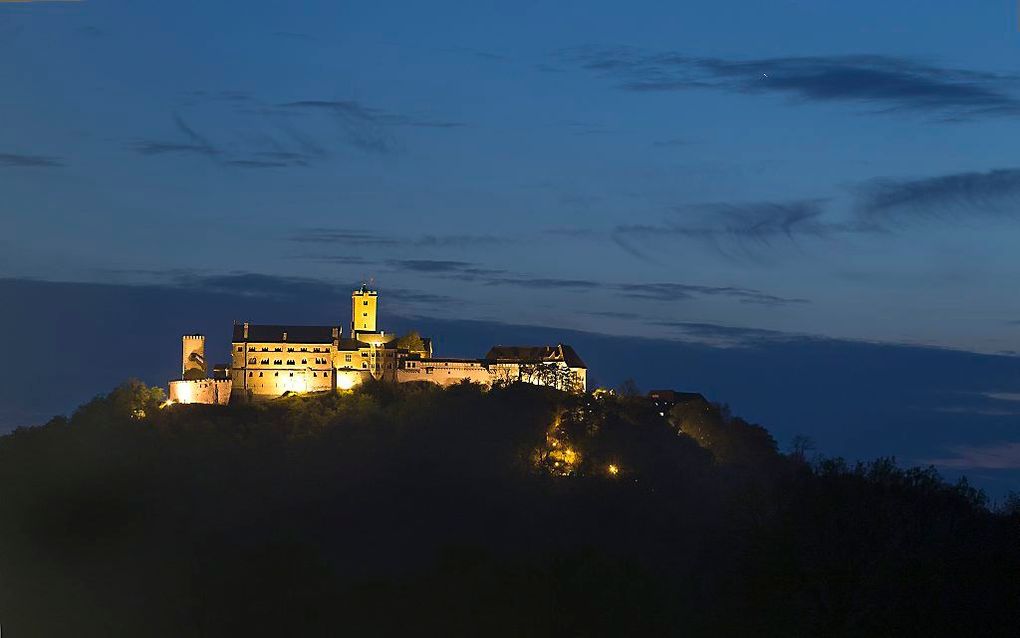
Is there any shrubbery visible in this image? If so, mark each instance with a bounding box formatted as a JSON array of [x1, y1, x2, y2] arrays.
[[0, 381, 1016, 637]]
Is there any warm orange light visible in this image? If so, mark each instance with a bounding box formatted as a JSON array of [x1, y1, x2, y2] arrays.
[[337, 375, 355, 391], [607, 463, 620, 476]]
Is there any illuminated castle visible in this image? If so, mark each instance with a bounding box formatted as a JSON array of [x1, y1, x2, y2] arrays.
[[168, 285, 587, 404]]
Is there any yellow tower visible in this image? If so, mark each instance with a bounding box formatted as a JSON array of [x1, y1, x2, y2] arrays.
[[351, 284, 378, 334], [182, 334, 207, 380]]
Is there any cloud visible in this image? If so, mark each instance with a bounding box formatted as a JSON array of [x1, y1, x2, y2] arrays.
[[585, 310, 642, 320], [650, 320, 818, 347], [856, 168, 1020, 220], [222, 159, 295, 169], [290, 228, 508, 249], [131, 113, 223, 158], [611, 166, 1020, 261], [0, 152, 64, 167], [566, 47, 1020, 119], [651, 137, 691, 148], [387, 259, 474, 273], [622, 283, 808, 306], [279, 99, 464, 154], [159, 271, 455, 307], [386, 258, 807, 305], [612, 199, 872, 260], [984, 392, 1020, 402], [922, 442, 1020, 470], [281, 100, 464, 129]]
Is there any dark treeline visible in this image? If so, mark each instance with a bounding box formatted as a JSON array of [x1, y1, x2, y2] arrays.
[[1, 380, 1017, 637]]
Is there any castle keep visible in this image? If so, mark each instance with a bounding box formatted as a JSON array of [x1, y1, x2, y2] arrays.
[[168, 285, 587, 404]]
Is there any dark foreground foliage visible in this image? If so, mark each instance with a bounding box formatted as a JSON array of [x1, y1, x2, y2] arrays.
[[1, 380, 1017, 637]]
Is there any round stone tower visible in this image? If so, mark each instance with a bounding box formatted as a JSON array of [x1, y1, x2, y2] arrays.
[[182, 334, 207, 380]]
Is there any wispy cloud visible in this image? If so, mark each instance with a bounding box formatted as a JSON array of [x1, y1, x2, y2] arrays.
[[651, 320, 820, 347], [611, 165, 1020, 261], [922, 442, 1020, 470], [566, 47, 1020, 120], [0, 152, 64, 167], [384, 258, 807, 306], [622, 283, 808, 306], [611, 199, 873, 260], [291, 228, 508, 249], [279, 99, 464, 154], [857, 168, 1020, 220]]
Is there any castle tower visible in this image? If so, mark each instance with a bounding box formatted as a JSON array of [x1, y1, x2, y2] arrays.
[[182, 334, 207, 380], [351, 284, 378, 334]]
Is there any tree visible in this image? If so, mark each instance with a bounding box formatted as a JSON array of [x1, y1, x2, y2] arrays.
[[394, 331, 427, 353]]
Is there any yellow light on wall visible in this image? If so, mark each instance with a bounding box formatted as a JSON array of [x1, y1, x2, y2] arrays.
[[337, 375, 355, 391]]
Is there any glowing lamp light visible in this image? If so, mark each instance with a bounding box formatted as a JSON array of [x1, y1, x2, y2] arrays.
[[607, 464, 620, 476], [337, 375, 355, 391]]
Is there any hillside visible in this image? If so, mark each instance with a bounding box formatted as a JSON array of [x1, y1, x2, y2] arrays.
[[1, 380, 1017, 637]]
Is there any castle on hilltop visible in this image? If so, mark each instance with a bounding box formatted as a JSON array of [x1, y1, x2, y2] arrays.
[[168, 285, 587, 404]]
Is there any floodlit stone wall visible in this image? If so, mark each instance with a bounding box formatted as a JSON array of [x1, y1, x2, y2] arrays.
[[169, 379, 232, 405]]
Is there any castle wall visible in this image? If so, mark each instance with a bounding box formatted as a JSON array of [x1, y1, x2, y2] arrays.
[[169, 379, 231, 405], [398, 359, 496, 387]]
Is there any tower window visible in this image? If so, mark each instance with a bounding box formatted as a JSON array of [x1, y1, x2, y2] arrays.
[[259, 372, 263, 377]]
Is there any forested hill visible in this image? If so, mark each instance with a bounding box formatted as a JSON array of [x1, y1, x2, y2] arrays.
[[1, 380, 1017, 637]]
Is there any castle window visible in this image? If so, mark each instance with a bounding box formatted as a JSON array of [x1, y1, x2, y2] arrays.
[[262, 347, 268, 352], [287, 360, 295, 365], [289, 373, 293, 377], [274, 372, 278, 377], [287, 347, 294, 352], [259, 372, 263, 377], [236, 347, 242, 352], [261, 359, 269, 364], [363, 301, 368, 306], [248, 357, 257, 364], [313, 372, 317, 377], [362, 363, 367, 369], [275, 347, 282, 352], [362, 312, 368, 317], [345, 354, 352, 362], [324, 371, 329, 377], [301, 359, 307, 365], [274, 360, 282, 365], [248, 372, 253, 377]]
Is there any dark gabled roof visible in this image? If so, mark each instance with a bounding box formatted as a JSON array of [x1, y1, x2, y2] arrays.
[[336, 337, 370, 351], [232, 323, 339, 344], [485, 344, 587, 369], [648, 390, 707, 404]]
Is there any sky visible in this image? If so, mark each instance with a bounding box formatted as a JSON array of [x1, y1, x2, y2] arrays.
[[3, 1, 1020, 495]]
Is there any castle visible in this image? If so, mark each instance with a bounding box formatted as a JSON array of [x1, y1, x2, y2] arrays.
[[168, 285, 587, 404]]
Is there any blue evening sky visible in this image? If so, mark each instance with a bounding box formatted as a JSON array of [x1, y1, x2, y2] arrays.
[[5, 2, 1020, 493], [4, 1, 1020, 351]]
